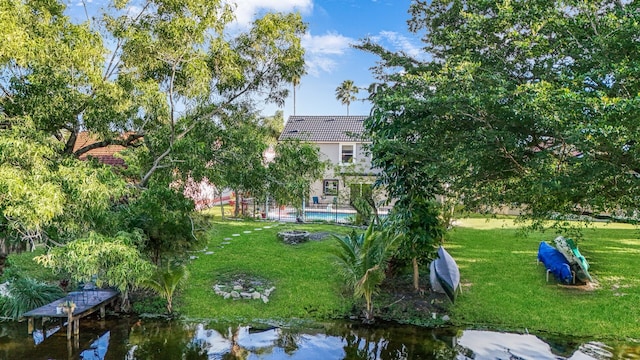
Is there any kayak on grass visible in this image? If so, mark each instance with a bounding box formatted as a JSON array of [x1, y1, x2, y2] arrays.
[[430, 246, 460, 302], [537, 241, 573, 284], [553, 236, 593, 283], [429, 261, 445, 294]]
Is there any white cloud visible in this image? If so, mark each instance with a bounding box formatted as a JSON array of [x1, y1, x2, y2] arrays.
[[302, 32, 353, 55], [301, 32, 354, 76], [227, 0, 313, 28], [372, 31, 424, 59]]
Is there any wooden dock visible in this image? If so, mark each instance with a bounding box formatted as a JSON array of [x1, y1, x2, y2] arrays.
[[22, 289, 119, 339]]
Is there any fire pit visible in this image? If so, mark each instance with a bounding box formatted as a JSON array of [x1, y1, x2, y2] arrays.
[[277, 230, 310, 245]]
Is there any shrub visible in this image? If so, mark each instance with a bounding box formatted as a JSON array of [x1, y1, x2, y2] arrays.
[[0, 277, 64, 320]]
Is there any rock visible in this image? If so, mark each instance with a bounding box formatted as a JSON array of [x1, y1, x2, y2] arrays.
[[0, 282, 10, 297], [277, 230, 310, 245], [261, 295, 269, 304], [189, 255, 198, 260], [442, 315, 450, 322], [233, 285, 243, 291], [264, 287, 276, 296], [230, 291, 240, 299], [251, 292, 261, 299], [223, 293, 231, 299], [205, 251, 214, 255], [240, 292, 252, 299]]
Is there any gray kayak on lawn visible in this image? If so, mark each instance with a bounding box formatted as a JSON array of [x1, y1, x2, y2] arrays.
[[432, 246, 460, 302], [430, 261, 445, 294]]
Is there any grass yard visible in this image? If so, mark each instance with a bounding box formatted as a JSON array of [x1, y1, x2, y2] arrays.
[[5, 216, 640, 339], [178, 220, 355, 323], [449, 218, 640, 338]]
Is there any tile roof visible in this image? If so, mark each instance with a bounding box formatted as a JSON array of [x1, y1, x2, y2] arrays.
[[278, 116, 368, 142], [73, 132, 131, 166]]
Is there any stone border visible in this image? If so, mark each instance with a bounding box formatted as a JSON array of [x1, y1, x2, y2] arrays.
[[213, 276, 275, 304], [277, 230, 310, 244]]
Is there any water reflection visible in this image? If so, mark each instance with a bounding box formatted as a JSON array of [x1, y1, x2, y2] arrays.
[[456, 330, 605, 359], [80, 331, 110, 360], [1, 317, 640, 359]]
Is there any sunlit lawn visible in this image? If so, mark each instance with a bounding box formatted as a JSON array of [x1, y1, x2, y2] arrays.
[[181, 216, 640, 338], [6, 214, 640, 338], [178, 219, 355, 324], [449, 218, 640, 338]]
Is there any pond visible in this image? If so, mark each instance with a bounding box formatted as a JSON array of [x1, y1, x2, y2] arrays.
[[1, 316, 639, 359]]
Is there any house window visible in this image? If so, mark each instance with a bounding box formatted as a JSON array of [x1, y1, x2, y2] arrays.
[[340, 144, 355, 164], [323, 179, 339, 196]]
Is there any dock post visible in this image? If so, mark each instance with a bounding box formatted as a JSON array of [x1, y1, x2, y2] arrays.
[[67, 313, 72, 340], [27, 318, 34, 334]]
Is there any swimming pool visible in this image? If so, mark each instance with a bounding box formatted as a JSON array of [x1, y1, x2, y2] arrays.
[[304, 210, 355, 223], [266, 208, 387, 223]]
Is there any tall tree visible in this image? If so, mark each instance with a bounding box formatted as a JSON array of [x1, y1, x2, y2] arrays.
[[0, 117, 127, 248], [261, 110, 285, 144], [359, 0, 640, 227], [267, 140, 327, 213], [0, 0, 306, 244], [335, 80, 359, 115], [292, 76, 300, 115], [215, 110, 270, 216], [1, 0, 306, 188]]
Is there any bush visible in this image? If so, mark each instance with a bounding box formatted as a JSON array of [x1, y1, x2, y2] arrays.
[[118, 184, 201, 264], [131, 291, 167, 315], [0, 277, 64, 320]]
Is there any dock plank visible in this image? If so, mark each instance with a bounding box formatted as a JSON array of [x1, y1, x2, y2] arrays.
[[23, 289, 119, 339]]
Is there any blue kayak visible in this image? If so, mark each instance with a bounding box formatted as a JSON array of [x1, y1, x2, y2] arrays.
[[537, 241, 573, 284]]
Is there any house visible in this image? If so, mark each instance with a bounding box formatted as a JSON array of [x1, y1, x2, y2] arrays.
[[72, 132, 131, 166], [278, 115, 381, 207]]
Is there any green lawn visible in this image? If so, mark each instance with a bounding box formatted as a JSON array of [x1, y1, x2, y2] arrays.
[[178, 220, 355, 324], [5, 217, 640, 338], [449, 218, 640, 338]]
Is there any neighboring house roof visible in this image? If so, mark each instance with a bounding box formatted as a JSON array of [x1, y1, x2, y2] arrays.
[[278, 116, 367, 142], [72, 132, 129, 166]]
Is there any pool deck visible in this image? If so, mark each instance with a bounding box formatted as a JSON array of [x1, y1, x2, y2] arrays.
[[22, 289, 119, 339]]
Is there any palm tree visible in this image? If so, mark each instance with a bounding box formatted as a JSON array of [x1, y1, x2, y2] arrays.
[[292, 75, 300, 115], [335, 80, 359, 115], [333, 221, 399, 322], [144, 263, 188, 313]]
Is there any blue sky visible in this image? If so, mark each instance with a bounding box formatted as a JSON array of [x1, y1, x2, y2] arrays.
[[258, 0, 423, 120], [64, 0, 423, 121]]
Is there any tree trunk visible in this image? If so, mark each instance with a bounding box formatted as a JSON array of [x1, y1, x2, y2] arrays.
[[364, 291, 374, 323], [412, 257, 420, 291], [218, 192, 225, 219], [119, 290, 131, 313], [234, 192, 240, 217]]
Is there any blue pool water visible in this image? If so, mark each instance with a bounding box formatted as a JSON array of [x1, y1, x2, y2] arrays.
[[304, 210, 355, 222]]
